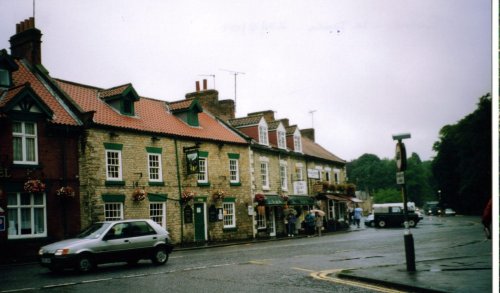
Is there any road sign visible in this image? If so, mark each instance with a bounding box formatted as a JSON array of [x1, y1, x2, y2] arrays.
[[396, 171, 405, 185]]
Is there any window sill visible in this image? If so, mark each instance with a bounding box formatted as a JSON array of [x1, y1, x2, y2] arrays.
[[229, 182, 241, 186], [197, 182, 211, 187], [148, 181, 165, 186], [105, 180, 125, 186]]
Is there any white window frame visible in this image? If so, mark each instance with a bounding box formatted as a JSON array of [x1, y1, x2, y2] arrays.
[[258, 119, 269, 146], [223, 202, 236, 228], [104, 202, 123, 221], [148, 153, 163, 182], [277, 124, 286, 149], [198, 157, 208, 183], [150, 202, 166, 228], [13, 121, 38, 165], [260, 161, 270, 190], [229, 158, 240, 183], [293, 131, 302, 153], [106, 150, 122, 181], [296, 166, 304, 181], [7, 192, 47, 239], [280, 161, 288, 191], [256, 212, 267, 229], [334, 169, 341, 184]]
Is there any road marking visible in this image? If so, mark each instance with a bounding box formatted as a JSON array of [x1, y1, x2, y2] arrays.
[[1, 289, 36, 293], [310, 269, 406, 293], [291, 267, 315, 272]]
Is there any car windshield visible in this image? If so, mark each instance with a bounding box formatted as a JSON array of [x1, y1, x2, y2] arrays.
[[77, 223, 111, 239]]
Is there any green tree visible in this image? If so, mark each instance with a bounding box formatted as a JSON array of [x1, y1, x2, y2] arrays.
[[432, 94, 491, 214]]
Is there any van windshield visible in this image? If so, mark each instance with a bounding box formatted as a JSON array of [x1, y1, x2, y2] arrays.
[[77, 223, 111, 239]]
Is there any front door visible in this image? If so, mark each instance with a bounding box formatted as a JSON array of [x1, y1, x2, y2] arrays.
[[194, 203, 206, 241], [268, 208, 276, 237]]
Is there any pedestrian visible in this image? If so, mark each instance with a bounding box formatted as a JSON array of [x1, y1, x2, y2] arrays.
[[348, 205, 354, 225], [315, 212, 323, 237], [482, 198, 492, 239], [353, 204, 363, 228], [305, 211, 315, 237], [287, 213, 297, 237]]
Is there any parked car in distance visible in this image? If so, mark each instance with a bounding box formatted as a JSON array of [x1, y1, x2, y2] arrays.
[[372, 202, 420, 228], [444, 208, 456, 216], [39, 219, 173, 273]]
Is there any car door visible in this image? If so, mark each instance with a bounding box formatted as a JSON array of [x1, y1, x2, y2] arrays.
[[127, 221, 158, 258], [97, 222, 133, 263]]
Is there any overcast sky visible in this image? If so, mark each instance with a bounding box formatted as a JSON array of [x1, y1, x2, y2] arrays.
[[0, 0, 492, 161]]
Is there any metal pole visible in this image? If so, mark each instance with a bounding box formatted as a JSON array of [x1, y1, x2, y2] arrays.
[[401, 181, 415, 271]]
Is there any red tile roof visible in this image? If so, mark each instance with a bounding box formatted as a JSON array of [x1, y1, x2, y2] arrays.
[[98, 84, 131, 99], [1, 60, 80, 126], [228, 115, 262, 127], [55, 79, 247, 144]]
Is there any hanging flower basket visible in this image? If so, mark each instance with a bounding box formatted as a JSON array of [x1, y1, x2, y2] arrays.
[[132, 188, 147, 202], [24, 179, 46, 193], [212, 189, 226, 201], [254, 193, 266, 206], [181, 190, 196, 204], [257, 205, 266, 215], [281, 194, 289, 202], [56, 186, 75, 198]]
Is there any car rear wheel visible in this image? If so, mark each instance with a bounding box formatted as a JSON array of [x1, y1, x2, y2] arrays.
[[151, 246, 168, 265], [377, 220, 386, 228], [75, 254, 94, 272]]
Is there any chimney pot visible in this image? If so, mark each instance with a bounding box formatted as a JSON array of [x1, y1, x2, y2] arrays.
[[196, 81, 200, 92], [203, 79, 207, 90]]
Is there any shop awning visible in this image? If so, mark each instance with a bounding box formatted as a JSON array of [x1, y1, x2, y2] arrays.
[[288, 195, 315, 206], [326, 194, 350, 202], [265, 195, 285, 206], [350, 197, 363, 203]]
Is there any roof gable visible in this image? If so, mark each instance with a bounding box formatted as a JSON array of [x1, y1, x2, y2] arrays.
[[0, 83, 53, 118]]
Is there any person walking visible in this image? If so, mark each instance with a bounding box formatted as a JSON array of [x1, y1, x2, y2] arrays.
[[315, 212, 323, 236], [353, 204, 363, 228], [305, 211, 315, 237], [287, 213, 297, 237]]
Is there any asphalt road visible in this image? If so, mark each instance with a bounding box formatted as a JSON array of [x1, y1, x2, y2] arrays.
[[0, 215, 490, 293]]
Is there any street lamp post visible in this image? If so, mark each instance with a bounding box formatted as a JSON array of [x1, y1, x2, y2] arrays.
[[392, 133, 416, 272]]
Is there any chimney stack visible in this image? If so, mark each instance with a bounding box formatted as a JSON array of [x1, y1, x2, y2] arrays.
[[301, 128, 315, 142], [203, 79, 207, 90], [10, 17, 42, 65], [195, 81, 200, 92]]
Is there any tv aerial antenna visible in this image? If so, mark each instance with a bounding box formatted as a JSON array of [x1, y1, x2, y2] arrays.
[[198, 74, 216, 89], [220, 69, 245, 112], [309, 110, 317, 128]]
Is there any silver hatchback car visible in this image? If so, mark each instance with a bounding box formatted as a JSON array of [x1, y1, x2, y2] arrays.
[[39, 219, 173, 272]]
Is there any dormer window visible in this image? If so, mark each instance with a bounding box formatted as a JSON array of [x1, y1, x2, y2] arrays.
[[0, 49, 19, 88], [293, 133, 302, 152], [0, 69, 10, 87], [169, 99, 203, 127], [258, 118, 269, 146], [277, 124, 286, 149], [99, 84, 139, 116]]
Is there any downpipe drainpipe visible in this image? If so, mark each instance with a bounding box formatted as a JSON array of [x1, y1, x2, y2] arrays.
[[174, 139, 184, 244]]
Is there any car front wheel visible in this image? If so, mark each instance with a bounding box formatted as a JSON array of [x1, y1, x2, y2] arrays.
[[151, 246, 169, 265], [75, 254, 93, 272]]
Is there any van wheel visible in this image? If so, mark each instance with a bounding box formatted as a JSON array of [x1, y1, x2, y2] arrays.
[[377, 220, 386, 228], [75, 254, 93, 272], [408, 220, 417, 228]]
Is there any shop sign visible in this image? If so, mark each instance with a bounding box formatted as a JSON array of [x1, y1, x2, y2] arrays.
[[293, 181, 307, 195], [307, 169, 320, 179]]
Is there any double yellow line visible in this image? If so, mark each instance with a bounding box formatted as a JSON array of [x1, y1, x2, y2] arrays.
[[309, 269, 406, 293]]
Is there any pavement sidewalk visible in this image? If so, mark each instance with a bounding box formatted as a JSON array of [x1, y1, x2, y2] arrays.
[[336, 254, 492, 293], [175, 228, 492, 293]]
